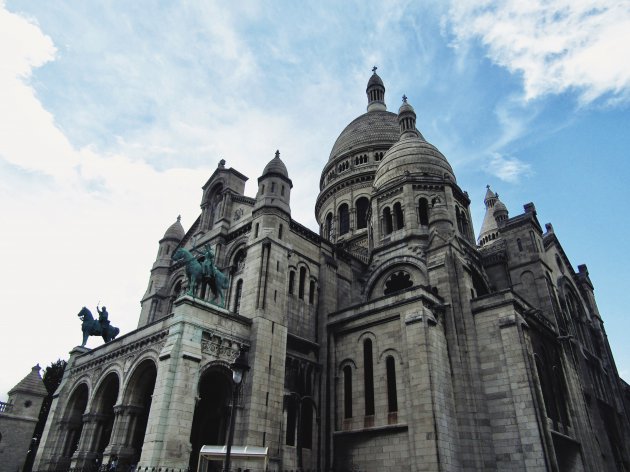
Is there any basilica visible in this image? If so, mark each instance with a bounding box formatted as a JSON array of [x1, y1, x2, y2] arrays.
[[33, 71, 630, 471]]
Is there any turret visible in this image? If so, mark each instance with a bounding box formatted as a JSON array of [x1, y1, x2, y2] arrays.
[[366, 66, 386, 112], [254, 150, 293, 215], [478, 186, 509, 247], [139, 215, 185, 326]]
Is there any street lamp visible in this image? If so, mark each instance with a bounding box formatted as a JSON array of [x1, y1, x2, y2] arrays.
[[224, 347, 250, 472]]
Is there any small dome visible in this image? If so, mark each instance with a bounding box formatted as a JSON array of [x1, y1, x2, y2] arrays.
[[262, 150, 289, 178], [493, 200, 508, 215], [163, 215, 185, 241], [367, 72, 384, 88], [373, 138, 456, 190], [398, 99, 415, 115]]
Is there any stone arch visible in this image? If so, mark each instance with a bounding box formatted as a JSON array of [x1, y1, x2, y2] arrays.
[[57, 382, 89, 464], [355, 196, 370, 229], [357, 331, 380, 365], [115, 358, 157, 467], [365, 259, 427, 301], [205, 182, 225, 229], [338, 358, 358, 372], [89, 371, 121, 460], [189, 363, 234, 471], [378, 348, 403, 365]]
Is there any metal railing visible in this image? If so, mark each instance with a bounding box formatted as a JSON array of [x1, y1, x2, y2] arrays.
[[0, 401, 13, 413]]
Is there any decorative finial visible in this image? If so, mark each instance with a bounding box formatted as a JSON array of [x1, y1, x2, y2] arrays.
[[275, 150, 280, 159], [218, 159, 226, 168], [486, 184, 490, 189], [372, 65, 378, 74], [402, 94, 408, 103], [177, 215, 181, 222]]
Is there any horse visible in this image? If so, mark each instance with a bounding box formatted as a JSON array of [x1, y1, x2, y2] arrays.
[[173, 247, 230, 307], [173, 248, 204, 296], [77, 307, 120, 347]]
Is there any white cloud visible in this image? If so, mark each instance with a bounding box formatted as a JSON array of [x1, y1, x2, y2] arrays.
[[485, 152, 532, 183], [448, 0, 630, 105]]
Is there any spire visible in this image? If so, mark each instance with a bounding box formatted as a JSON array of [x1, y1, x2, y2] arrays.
[[478, 186, 509, 247], [397, 95, 419, 139], [366, 67, 386, 112]]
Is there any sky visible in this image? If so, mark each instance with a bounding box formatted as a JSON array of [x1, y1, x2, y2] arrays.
[[1, 0, 629, 400]]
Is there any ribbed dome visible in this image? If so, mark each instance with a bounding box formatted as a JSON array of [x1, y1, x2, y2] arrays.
[[262, 150, 289, 177], [374, 137, 456, 190], [163, 216, 185, 241], [367, 72, 384, 88], [328, 111, 399, 161], [493, 200, 508, 214]]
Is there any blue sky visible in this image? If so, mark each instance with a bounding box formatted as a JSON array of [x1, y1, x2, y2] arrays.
[[1, 0, 629, 399]]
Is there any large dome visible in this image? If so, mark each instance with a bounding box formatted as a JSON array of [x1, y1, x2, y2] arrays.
[[328, 111, 399, 160], [373, 136, 456, 190]]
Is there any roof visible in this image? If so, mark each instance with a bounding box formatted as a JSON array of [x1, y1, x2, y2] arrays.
[[328, 111, 399, 160], [367, 72, 384, 89], [262, 150, 289, 178], [8, 364, 48, 397], [163, 215, 185, 241]]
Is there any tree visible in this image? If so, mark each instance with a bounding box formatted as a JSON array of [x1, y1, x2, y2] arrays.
[[23, 359, 67, 472]]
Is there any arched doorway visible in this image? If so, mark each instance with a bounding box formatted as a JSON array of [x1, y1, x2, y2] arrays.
[[56, 383, 89, 468], [120, 359, 157, 466], [189, 367, 233, 471], [92, 372, 120, 462]]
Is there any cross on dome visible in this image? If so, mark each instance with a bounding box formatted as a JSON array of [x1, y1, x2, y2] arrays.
[[402, 94, 408, 103], [372, 65, 378, 73]]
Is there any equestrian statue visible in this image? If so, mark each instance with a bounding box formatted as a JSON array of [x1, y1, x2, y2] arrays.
[[77, 305, 120, 347], [173, 245, 229, 307]]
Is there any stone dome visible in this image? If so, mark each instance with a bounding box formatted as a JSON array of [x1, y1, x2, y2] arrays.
[[262, 150, 289, 177], [328, 111, 399, 161], [374, 136, 456, 190], [367, 72, 384, 88], [163, 216, 185, 241]]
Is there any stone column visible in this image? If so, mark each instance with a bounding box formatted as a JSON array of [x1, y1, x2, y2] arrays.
[[70, 412, 108, 468], [103, 405, 146, 467]]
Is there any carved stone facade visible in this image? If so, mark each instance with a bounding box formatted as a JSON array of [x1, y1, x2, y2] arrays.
[[35, 72, 629, 472]]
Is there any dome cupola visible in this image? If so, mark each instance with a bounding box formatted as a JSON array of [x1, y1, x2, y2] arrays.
[[366, 66, 386, 112], [255, 150, 292, 215], [374, 96, 455, 190], [477, 186, 509, 247], [163, 215, 185, 242]]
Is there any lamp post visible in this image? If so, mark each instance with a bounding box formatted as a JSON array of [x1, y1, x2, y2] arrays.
[[224, 347, 250, 472]]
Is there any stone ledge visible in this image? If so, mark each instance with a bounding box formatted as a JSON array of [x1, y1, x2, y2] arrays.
[[333, 423, 408, 437]]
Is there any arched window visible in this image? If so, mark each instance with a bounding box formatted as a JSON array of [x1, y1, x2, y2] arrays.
[[343, 366, 352, 419], [384, 271, 413, 295], [517, 238, 523, 251], [309, 280, 316, 304], [386, 356, 398, 414], [298, 267, 307, 299], [394, 202, 404, 230], [338, 203, 350, 235], [363, 339, 375, 416], [233, 279, 243, 314], [418, 198, 429, 226], [325, 212, 334, 240], [461, 212, 470, 237], [383, 207, 393, 235], [233, 249, 246, 273], [289, 271, 295, 295], [356, 197, 369, 229], [455, 207, 463, 233]]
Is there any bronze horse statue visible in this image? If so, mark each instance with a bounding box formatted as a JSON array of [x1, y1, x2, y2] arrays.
[[78, 306, 120, 347], [173, 247, 229, 307]]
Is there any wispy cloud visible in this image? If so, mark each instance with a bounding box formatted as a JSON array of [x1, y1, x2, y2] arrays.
[[447, 0, 630, 105], [486, 152, 532, 183]]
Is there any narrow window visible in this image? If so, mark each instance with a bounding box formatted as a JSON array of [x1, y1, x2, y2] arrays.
[[281, 185, 285, 196], [255, 223, 259, 238], [338, 203, 350, 235], [364, 339, 375, 416], [234, 280, 243, 314], [298, 267, 306, 299], [271, 182, 276, 193], [517, 238, 523, 251], [383, 207, 393, 235], [309, 280, 315, 304], [289, 271, 295, 295], [456, 207, 463, 233], [418, 198, 429, 226], [530, 231, 537, 252], [394, 202, 404, 229], [356, 197, 369, 229], [279, 224, 283, 240], [343, 366, 352, 419], [261, 184, 265, 195], [301, 402, 313, 449], [386, 356, 398, 413], [325, 212, 334, 240]]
